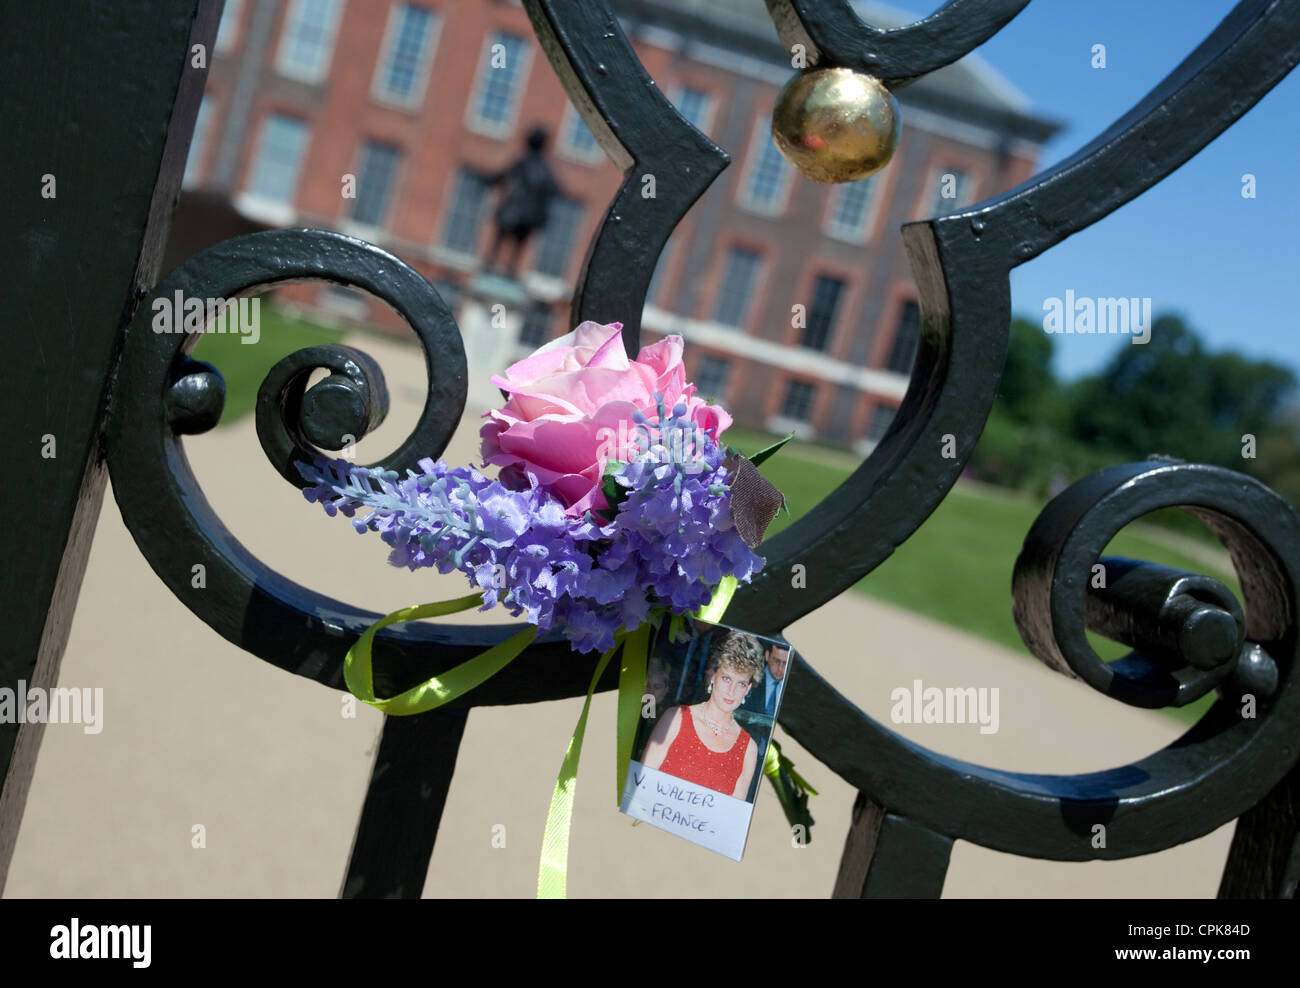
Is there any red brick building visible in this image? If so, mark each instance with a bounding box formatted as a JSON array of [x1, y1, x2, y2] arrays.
[[184, 0, 1059, 450]]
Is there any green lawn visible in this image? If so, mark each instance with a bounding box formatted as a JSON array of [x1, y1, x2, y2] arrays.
[[190, 305, 345, 424]]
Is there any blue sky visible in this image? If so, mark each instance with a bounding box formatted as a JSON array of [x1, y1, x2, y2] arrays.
[[885, 0, 1300, 381]]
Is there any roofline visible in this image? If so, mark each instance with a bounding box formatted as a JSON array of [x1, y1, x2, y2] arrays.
[[609, 0, 1063, 145]]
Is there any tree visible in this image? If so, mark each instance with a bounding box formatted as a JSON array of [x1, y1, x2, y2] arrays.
[[997, 317, 1058, 424], [1243, 401, 1300, 510], [1063, 313, 1296, 468]]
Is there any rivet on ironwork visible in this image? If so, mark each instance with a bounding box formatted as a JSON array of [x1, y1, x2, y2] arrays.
[[164, 357, 226, 435], [1221, 641, 1280, 701]]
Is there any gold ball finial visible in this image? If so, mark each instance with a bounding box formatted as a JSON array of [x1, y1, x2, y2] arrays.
[[771, 67, 901, 184]]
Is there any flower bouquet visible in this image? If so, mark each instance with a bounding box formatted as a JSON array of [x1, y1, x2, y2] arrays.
[[298, 320, 790, 894]]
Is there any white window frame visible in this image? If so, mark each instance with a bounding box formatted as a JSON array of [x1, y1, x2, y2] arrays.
[[215, 0, 244, 54], [671, 84, 716, 138], [370, 3, 441, 110], [824, 176, 882, 244], [779, 379, 817, 422], [557, 103, 605, 165], [343, 140, 403, 239], [242, 113, 309, 210], [800, 273, 847, 353], [464, 32, 533, 139], [735, 113, 794, 218], [437, 168, 493, 259], [530, 195, 584, 279], [274, 0, 344, 85], [693, 353, 732, 403], [711, 245, 764, 328]]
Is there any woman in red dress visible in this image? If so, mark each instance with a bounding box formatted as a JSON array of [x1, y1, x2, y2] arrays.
[[641, 630, 764, 799]]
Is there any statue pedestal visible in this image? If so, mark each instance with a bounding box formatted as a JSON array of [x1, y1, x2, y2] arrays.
[[458, 273, 528, 411], [466, 272, 530, 307]]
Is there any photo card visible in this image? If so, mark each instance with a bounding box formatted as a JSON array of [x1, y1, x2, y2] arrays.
[[619, 618, 795, 860]]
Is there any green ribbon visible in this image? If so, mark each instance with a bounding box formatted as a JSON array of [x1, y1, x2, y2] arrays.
[[695, 574, 738, 624], [763, 740, 819, 795], [537, 632, 624, 899], [343, 593, 537, 716], [615, 621, 651, 805], [762, 739, 818, 841], [667, 613, 686, 644]]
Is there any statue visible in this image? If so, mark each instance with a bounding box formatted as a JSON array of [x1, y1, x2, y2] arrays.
[[483, 125, 561, 279]]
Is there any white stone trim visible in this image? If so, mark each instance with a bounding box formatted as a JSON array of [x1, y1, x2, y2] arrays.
[[233, 193, 297, 228], [643, 306, 909, 400]]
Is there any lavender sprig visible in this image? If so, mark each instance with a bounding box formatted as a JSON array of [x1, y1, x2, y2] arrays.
[[297, 406, 764, 653]]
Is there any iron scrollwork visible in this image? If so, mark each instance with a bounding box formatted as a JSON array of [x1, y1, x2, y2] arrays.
[[98, 0, 1300, 897]]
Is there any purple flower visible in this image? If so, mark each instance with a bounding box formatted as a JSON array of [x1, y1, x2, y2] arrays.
[[297, 402, 764, 653]]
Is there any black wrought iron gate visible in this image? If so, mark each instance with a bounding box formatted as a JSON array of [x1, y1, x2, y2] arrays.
[[2, 0, 1298, 898]]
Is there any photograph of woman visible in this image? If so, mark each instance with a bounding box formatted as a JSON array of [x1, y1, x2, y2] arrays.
[[640, 630, 765, 800]]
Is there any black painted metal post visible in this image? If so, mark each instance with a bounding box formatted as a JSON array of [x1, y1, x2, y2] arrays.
[[0, 0, 216, 892], [340, 710, 470, 899], [1219, 763, 1300, 897], [833, 791, 953, 898]]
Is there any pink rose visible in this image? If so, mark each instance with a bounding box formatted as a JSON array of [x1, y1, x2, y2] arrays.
[[479, 320, 733, 516]]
